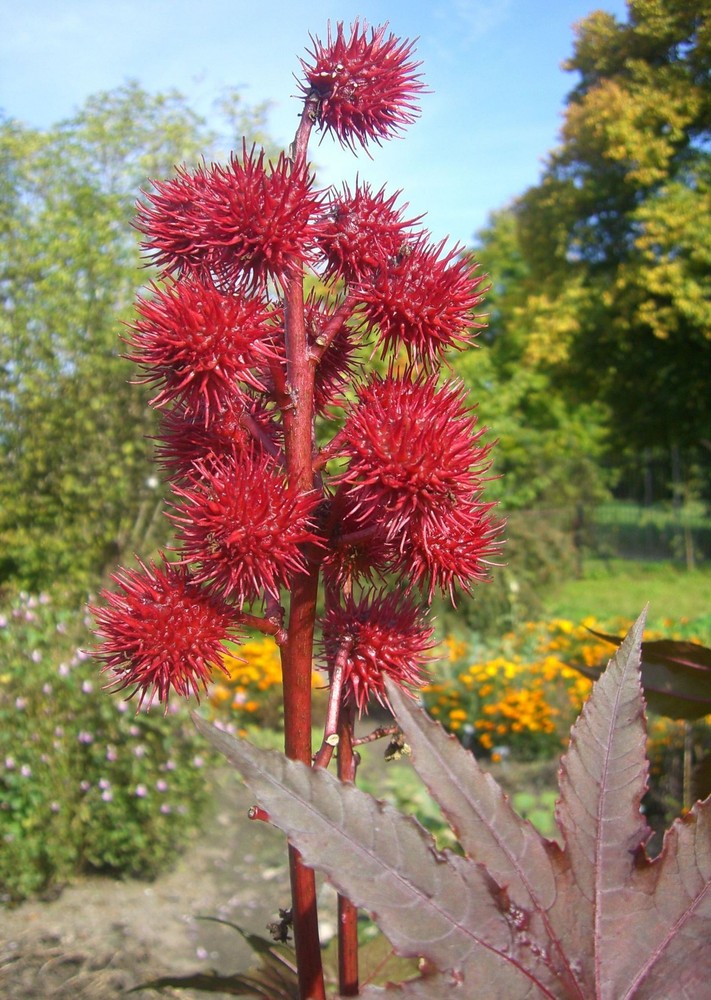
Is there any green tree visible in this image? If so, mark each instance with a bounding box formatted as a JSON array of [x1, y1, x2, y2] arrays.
[[448, 210, 610, 633], [462, 208, 610, 514], [515, 0, 710, 476], [0, 83, 277, 593]]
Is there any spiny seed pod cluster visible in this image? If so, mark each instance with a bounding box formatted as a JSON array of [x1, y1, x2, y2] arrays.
[[92, 20, 502, 714]]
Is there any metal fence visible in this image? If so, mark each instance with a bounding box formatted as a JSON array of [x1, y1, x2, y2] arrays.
[[588, 503, 711, 565], [515, 504, 711, 566]]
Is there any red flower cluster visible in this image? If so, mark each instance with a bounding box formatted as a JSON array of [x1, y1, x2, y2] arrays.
[[92, 21, 501, 715], [91, 558, 238, 710], [321, 591, 434, 714], [300, 21, 425, 151]]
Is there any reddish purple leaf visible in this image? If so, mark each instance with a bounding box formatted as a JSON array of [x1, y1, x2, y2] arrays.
[[579, 629, 711, 719], [193, 713, 554, 996], [606, 799, 711, 998], [556, 612, 651, 992], [386, 681, 583, 997], [194, 611, 711, 998]]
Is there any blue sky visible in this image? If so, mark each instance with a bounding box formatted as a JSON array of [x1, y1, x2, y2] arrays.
[[2, 0, 629, 247]]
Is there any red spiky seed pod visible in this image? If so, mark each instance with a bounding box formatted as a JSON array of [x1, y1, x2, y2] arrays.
[[135, 162, 215, 281], [339, 371, 493, 540], [319, 181, 422, 283], [199, 147, 322, 290], [321, 590, 434, 714], [322, 492, 398, 590], [91, 557, 239, 711], [300, 21, 425, 151], [156, 396, 282, 480], [128, 278, 276, 420], [136, 147, 322, 291], [359, 237, 489, 363], [307, 297, 360, 413], [170, 453, 320, 606], [400, 500, 504, 603]]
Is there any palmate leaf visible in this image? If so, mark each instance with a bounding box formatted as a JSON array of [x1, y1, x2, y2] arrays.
[[194, 611, 711, 998]]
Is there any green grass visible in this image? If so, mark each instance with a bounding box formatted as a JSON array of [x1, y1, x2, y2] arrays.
[[542, 559, 711, 640]]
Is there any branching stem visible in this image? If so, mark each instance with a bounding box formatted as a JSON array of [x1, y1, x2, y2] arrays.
[[278, 92, 327, 1000], [237, 610, 287, 645], [353, 723, 401, 746], [313, 641, 351, 769], [239, 411, 282, 461]]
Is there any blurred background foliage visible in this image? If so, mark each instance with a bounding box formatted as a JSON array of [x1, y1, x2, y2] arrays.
[[0, 83, 279, 595]]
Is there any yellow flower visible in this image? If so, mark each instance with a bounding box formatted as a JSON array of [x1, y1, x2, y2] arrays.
[[445, 637, 467, 662]]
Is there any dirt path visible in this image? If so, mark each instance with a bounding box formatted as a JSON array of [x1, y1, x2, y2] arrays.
[[0, 770, 303, 998]]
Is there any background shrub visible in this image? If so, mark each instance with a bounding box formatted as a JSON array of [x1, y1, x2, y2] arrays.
[[0, 590, 212, 903]]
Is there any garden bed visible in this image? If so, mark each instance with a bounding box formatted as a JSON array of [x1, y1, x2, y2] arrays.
[[0, 769, 293, 998]]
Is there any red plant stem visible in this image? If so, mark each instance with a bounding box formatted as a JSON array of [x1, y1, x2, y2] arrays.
[[239, 411, 282, 461], [281, 327, 325, 997], [278, 93, 326, 1000], [310, 292, 359, 359], [236, 610, 287, 645], [313, 642, 350, 769], [337, 705, 359, 996], [313, 427, 348, 472], [336, 524, 379, 548]]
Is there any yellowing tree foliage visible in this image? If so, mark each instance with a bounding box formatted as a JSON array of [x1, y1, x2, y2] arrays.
[[513, 0, 710, 459]]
